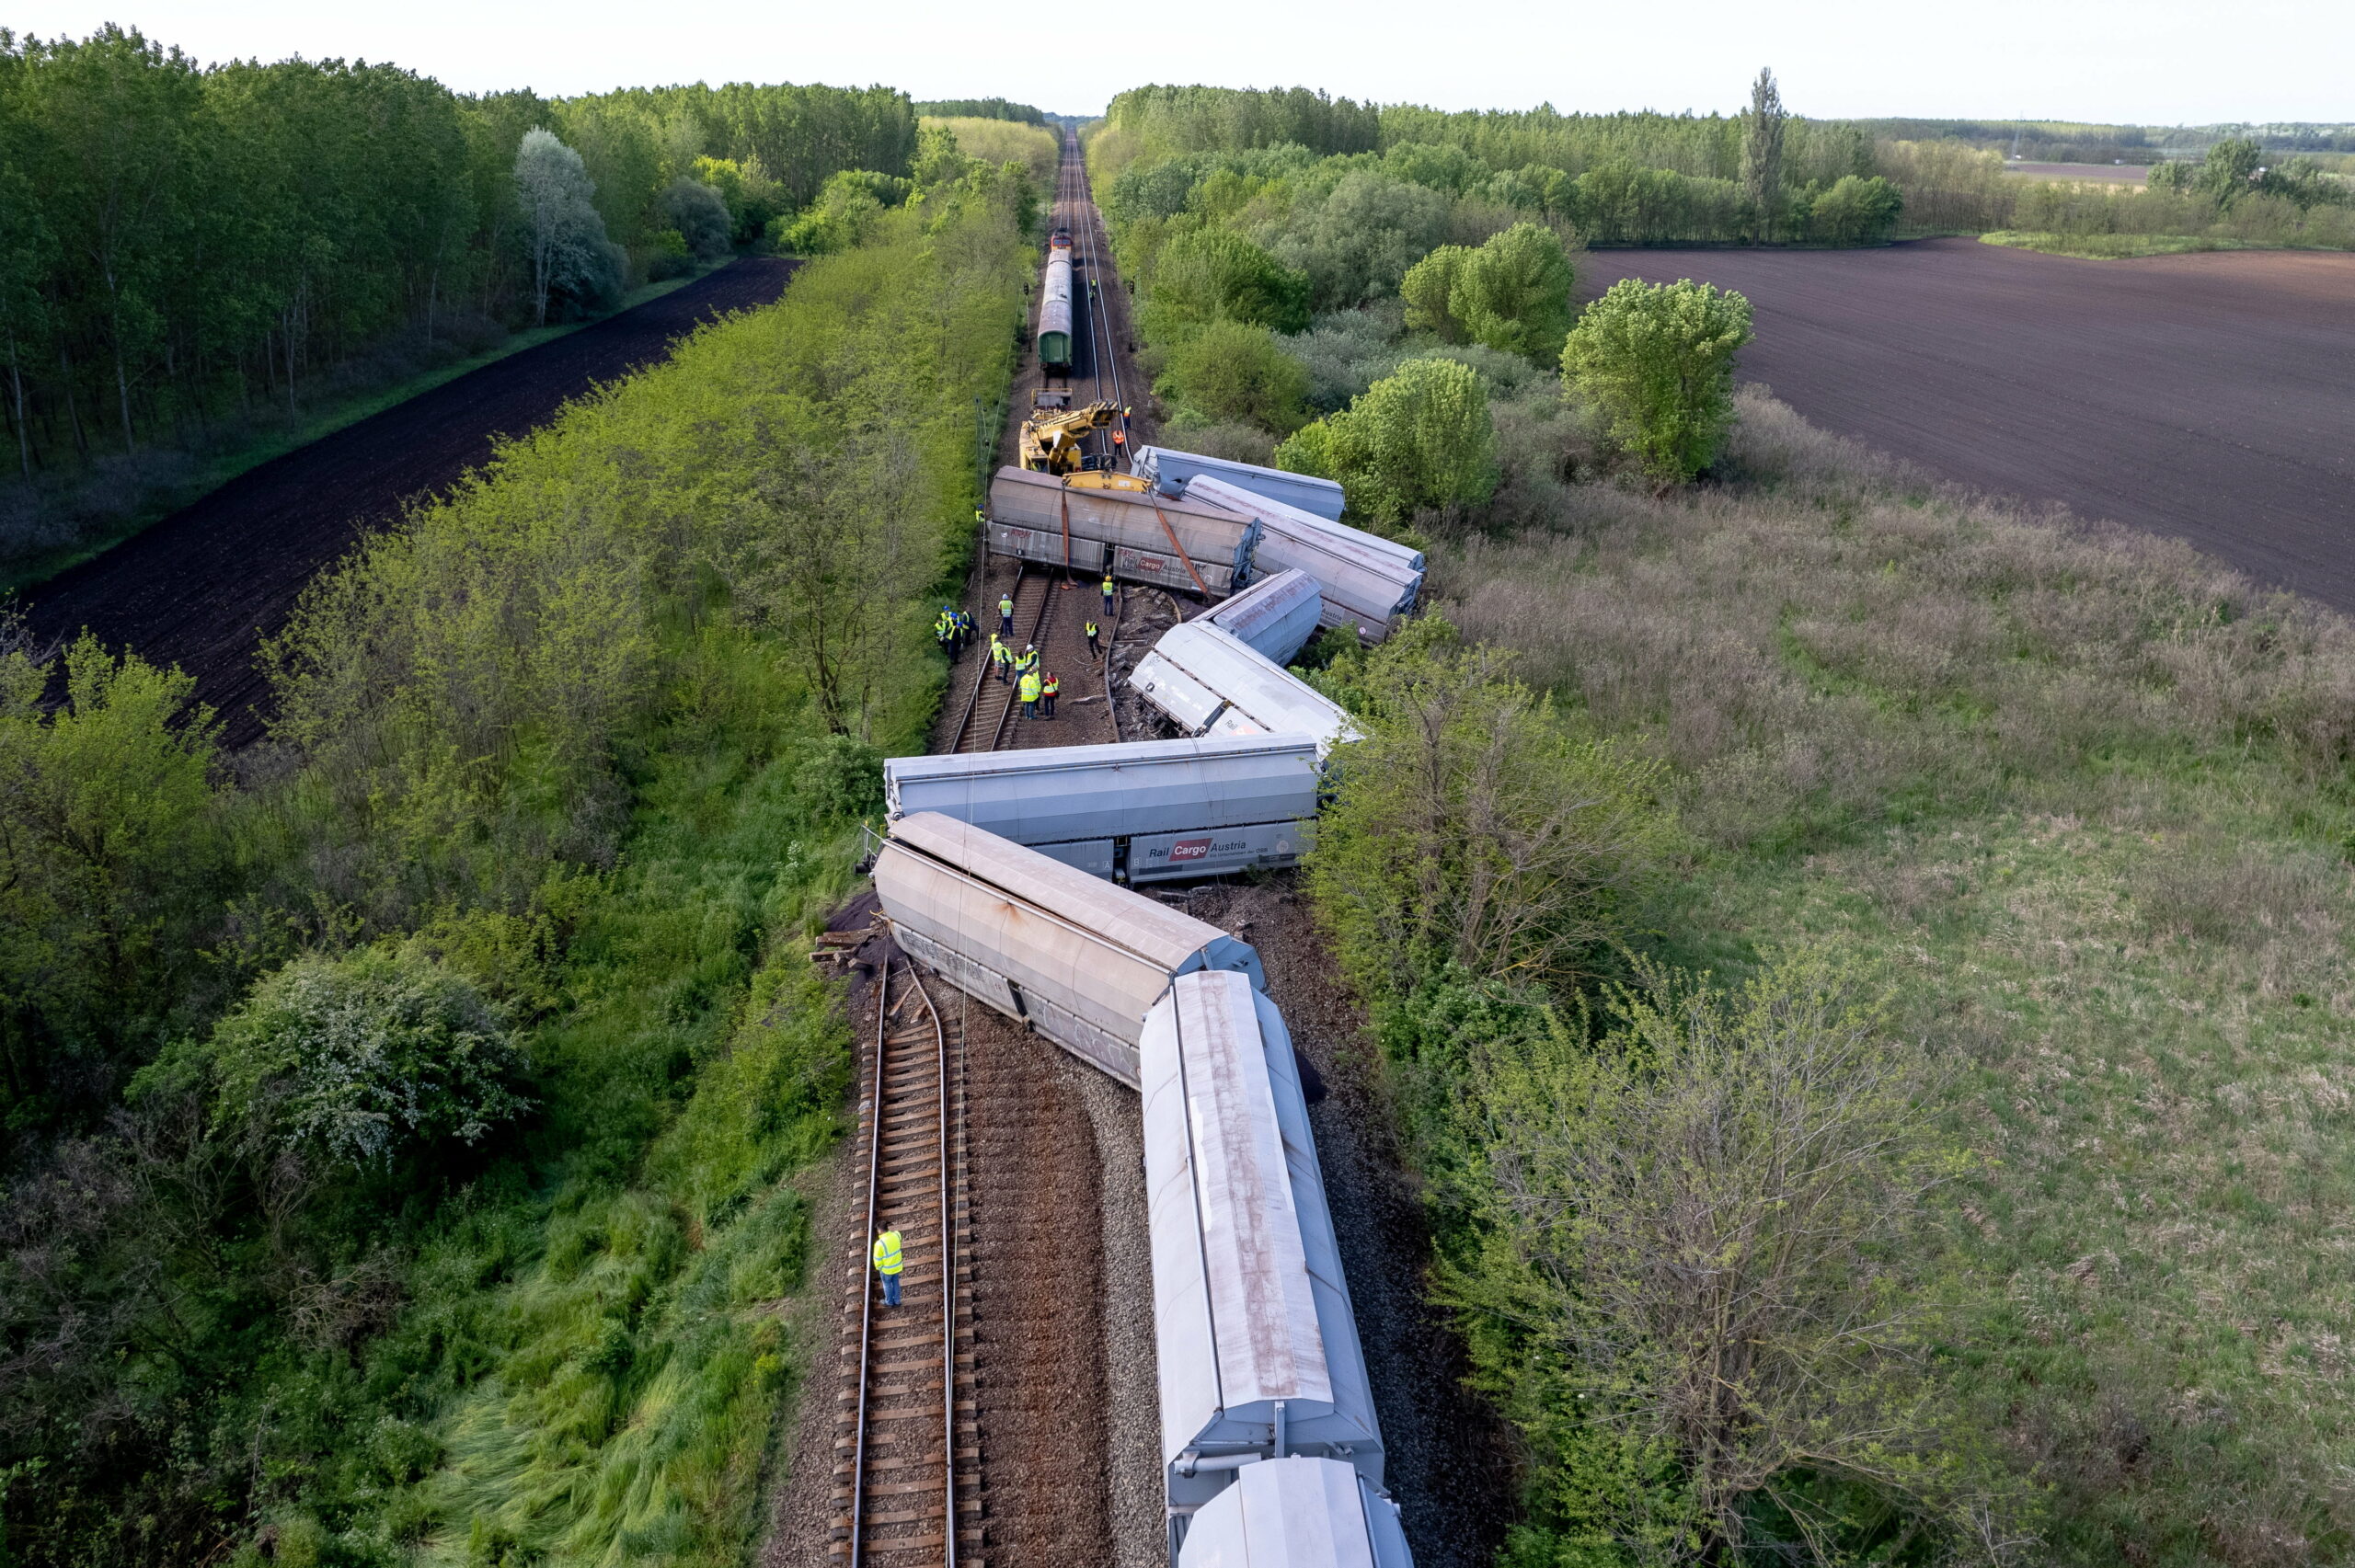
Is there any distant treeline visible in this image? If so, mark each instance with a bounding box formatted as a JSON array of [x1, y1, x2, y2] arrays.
[[914, 97, 1044, 125], [1855, 116, 2355, 164], [1094, 84, 1901, 249], [0, 25, 915, 491]]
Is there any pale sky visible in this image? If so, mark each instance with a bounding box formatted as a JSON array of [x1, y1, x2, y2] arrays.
[[13, 0, 2350, 126]]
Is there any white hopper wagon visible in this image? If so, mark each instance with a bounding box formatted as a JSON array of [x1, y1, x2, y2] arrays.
[[986, 467, 1258, 599], [884, 735, 1320, 885], [1132, 445, 1348, 523], [1143, 970, 1386, 1537], [1131, 622, 1364, 760], [1194, 567, 1323, 668], [1184, 475, 1424, 645], [872, 811, 1265, 1085], [1176, 1458, 1414, 1568]]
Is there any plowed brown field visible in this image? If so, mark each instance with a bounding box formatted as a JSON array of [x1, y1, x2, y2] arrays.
[[1589, 239, 2355, 611], [21, 258, 798, 742]]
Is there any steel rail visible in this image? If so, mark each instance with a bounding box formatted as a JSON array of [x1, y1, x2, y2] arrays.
[[844, 956, 890, 1568], [913, 968, 959, 1568]]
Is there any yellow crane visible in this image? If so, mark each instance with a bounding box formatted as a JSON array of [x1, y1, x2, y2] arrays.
[[1017, 400, 1119, 475]]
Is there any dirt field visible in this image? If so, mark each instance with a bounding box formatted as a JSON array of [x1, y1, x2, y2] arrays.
[[19, 258, 798, 743], [1587, 238, 2355, 612], [2003, 161, 2151, 181]]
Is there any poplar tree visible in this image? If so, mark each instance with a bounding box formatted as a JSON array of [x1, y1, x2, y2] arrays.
[[1740, 67, 1786, 243]]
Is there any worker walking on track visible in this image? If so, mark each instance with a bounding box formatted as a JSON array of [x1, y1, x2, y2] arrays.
[[998, 592, 1015, 635], [872, 1228, 903, 1308], [991, 634, 1010, 683], [1101, 574, 1116, 620], [1018, 668, 1042, 720], [1085, 619, 1100, 660], [1040, 670, 1059, 718]]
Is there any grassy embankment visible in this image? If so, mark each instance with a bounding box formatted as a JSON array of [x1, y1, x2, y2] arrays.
[[0, 160, 1028, 1568], [1436, 394, 2355, 1563]]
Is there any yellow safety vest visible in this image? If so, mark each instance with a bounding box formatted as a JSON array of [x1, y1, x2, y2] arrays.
[[1019, 671, 1041, 703], [1085, 621, 1098, 637], [1101, 577, 1115, 596], [1041, 675, 1059, 695], [991, 639, 1008, 665], [998, 598, 1014, 616], [872, 1230, 903, 1276]]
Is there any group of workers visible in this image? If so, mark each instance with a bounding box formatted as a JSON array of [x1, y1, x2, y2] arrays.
[[932, 570, 1118, 727]]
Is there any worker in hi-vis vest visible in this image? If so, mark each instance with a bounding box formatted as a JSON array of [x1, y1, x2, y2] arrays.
[[1100, 574, 1116, 618], [1018, 668, 1042, 719], [1040, 671, 1060, 718], [997, 592, 1015, 635], [990, 634, 1010, 683], [1084, 619, 1100, 659], [871, 1228, 903, 1308]]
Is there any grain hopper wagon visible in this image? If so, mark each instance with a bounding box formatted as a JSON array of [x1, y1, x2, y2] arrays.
[[1131, 622, 1364, 760], [883, 735, 1320, 884], [1142, 971, 1387, 1540], [1185, 476, 1424, 645], [871, 811, 1265, 1085], [1194, 567, 1323, 668], [1132, 445, 1348, 523], [987, 467, 1258, 599], [1175, 1458, 1414, 1568]]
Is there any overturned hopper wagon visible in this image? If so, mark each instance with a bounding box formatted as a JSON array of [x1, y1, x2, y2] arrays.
[[1176, 1458, 1414, 1568], [871, 811, 1264, 1085], [1185, 476, 1424, 645], [1131, 622, 1363, 760], [884, 735, 1320, 884], [1194, 567, 1323, 668], [987, 467, 1258, 599], [1132, 445, 1348, 523], [1143, 971, 1387, 1541]]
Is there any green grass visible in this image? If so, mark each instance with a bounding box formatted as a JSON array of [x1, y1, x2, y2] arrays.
[[1, 270, 708, 596], [1979, 230, 2255, 258], [1442, 387, 2355, 1562]]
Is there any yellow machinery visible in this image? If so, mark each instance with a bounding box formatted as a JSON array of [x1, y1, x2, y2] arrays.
[[1017, 400, 1119, 475], [1065, 469, 1148, 492]]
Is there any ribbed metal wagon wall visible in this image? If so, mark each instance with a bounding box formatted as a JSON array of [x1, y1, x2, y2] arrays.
[[871, 812, 1266, 1085], [885, 735, 1321, 884], [987, 467, 1257, 598], [1196, 567, 1323, 667], [1131, 622, 1365, 759], [1132, 445, 1348, 523], [1141, 972, 1386, 1529], [1184, 476, 1424, 645]]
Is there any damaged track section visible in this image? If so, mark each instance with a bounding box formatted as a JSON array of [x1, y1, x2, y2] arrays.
[[833, 957, 982, 1566]]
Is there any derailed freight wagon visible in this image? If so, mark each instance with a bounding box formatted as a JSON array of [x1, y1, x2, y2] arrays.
[[1177, 1458, 1413, 1568], [1143, 971, 1390, 1548], [1185, 476, 1424, 645], [1132, 445, 1347, 523], [987, 467, 1257, 598], [871, 811, 1264, 1085], [884, 734, 1320, 884], [1194, 567, 1322, 668], [1132, 622, 1363, 760]]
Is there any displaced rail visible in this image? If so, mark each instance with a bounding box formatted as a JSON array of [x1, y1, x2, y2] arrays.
[[833, 957, 980, 1565]]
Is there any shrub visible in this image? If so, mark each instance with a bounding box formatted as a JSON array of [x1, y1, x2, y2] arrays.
[[1279, 357, 1498, 524], [1802, 174, 1904, 245], [1451, 222, 1577, 363], [152, 945, 530, 1168], [1401, 244, 1474, 342], [1560, 277, 1753, 483], [1307, 617, 1668, 999], [1154, 319, 1312, 432], [659, 177, 734, 260], [1139, 226, 1310, 336]]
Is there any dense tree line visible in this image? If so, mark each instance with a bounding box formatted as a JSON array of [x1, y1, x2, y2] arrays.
[[0, 26, 916, 501], [914, 97, 1044, 125], [0, 150, 1029, 1567]]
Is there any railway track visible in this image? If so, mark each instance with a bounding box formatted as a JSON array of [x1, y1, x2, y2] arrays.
[[832, 957, 981, 1566]]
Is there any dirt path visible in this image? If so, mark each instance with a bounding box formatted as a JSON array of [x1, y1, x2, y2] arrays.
[[1587, 239, 2355, 612], [20, 258, 798, 743]]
